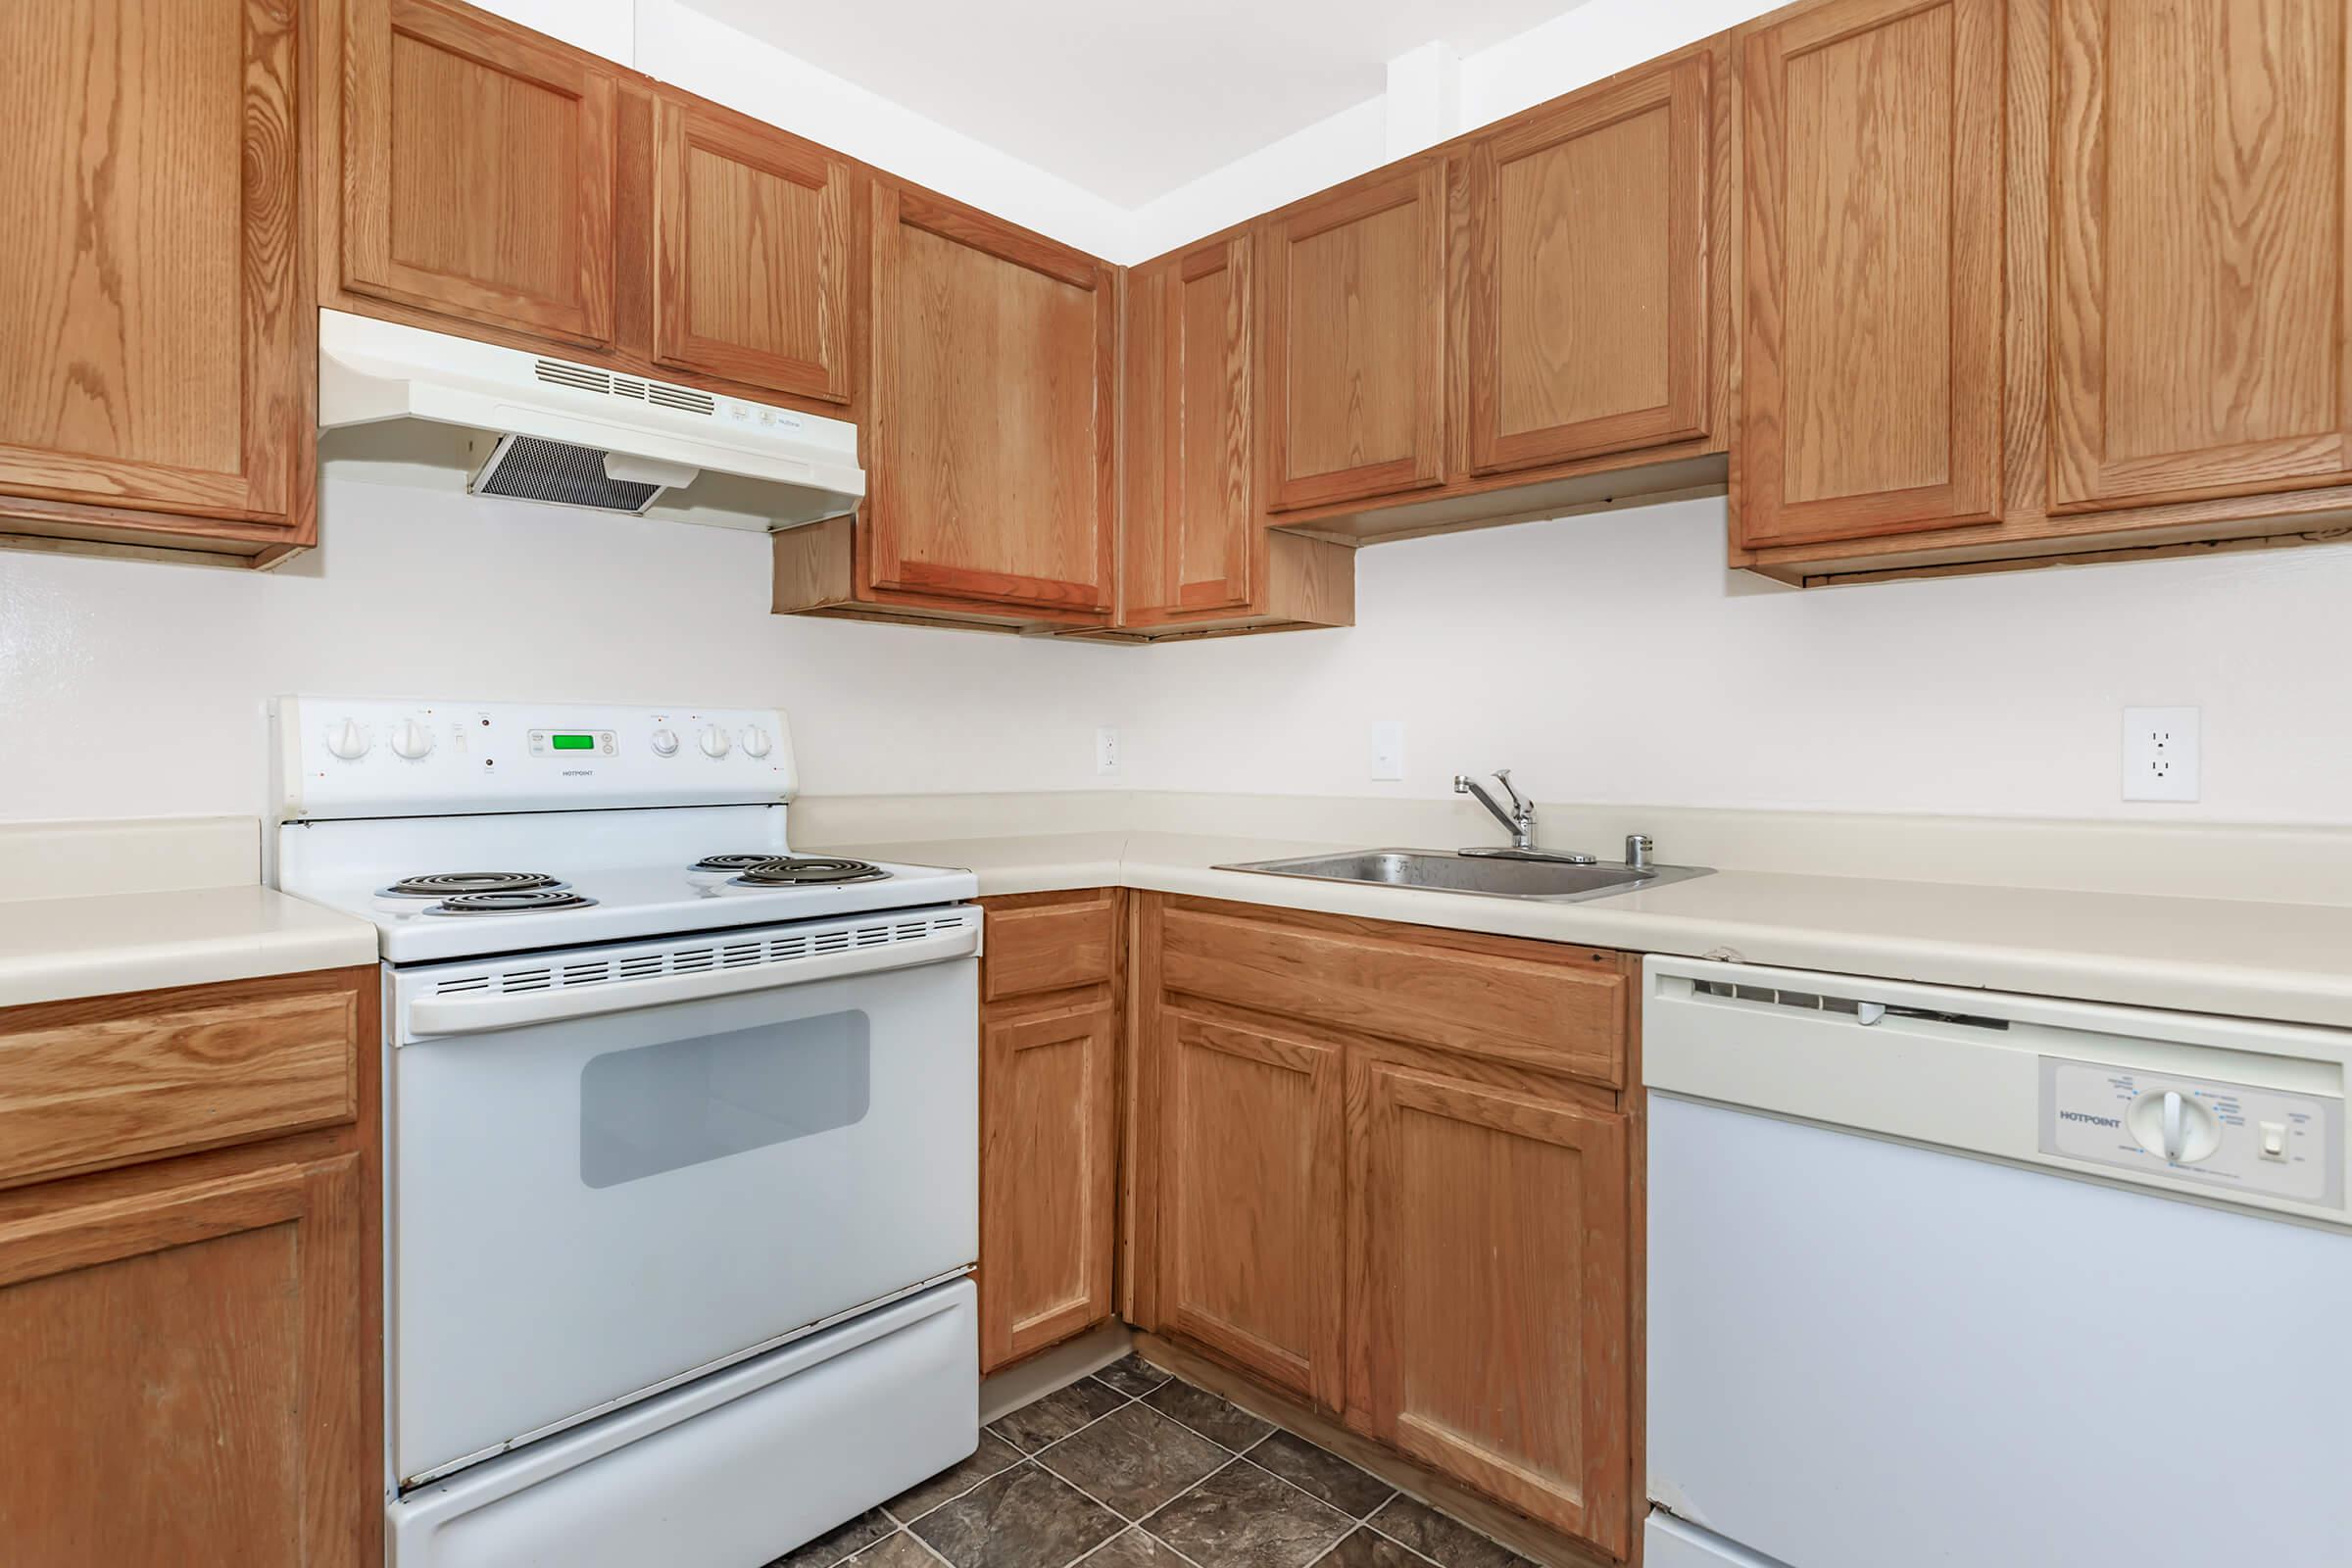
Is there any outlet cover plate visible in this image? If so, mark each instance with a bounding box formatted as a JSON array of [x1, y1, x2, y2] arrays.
[[2123, 707, 2199, 802], [1095, 726, 1120, 777], [1370, 720, 1405, 782]]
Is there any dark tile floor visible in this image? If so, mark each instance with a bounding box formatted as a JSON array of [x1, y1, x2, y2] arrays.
[[768, 1355, 1536, 1568]]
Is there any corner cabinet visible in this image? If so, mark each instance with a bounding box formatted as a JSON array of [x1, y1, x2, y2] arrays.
[[1113, 234, 1357, 640], [0, 0, 314, 564], [1131, 896, 1640, 1560]]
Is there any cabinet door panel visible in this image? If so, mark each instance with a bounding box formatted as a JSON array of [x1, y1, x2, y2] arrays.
[[1158, 1009, 1345, 1408], [0, 0, 307, 528], [2051, 0, 2352, 509], [1738, 0, 2003, 547], [867, 184, 1115, 612], [653, 97, 854, 403], [981, 1001, 1116, 1371], [1164, 237, 1255, 611], [343, 0, 616, 347], [1464, 54, 1712, 472], [0, 1155, 368, 1564], [1262, 163, 1446, 511], [1357, 1063, 1630, 1556]]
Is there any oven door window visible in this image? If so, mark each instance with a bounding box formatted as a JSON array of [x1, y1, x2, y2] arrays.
[[579, 1010, 870, 1189]]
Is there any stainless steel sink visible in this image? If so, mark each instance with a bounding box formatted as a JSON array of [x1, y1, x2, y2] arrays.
[[1214, 848, 1711, 904]]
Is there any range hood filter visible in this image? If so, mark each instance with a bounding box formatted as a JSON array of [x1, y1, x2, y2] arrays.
[[467, 434, 692, 515]]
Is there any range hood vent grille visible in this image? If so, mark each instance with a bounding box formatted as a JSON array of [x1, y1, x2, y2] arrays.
[[470, 435, 663, 514]]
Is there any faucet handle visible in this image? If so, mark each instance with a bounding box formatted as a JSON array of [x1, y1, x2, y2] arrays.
[[1491, 768, 1530, 814]]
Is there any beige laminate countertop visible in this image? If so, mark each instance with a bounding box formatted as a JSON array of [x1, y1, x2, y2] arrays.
[[812, 829, 2352, 1030], [0, 885, 381, 1009]]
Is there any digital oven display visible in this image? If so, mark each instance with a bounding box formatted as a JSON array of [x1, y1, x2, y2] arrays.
[[550, 734, 596, 751]]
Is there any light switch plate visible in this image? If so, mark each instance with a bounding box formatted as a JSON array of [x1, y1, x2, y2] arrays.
[[2123, 707, 2199, 802], [1370, 720, 1405, 781]]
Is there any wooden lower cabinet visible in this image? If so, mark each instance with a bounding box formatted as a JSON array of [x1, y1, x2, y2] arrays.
[[1134, 895, 1640, 1562], [1157, 1008, 1346, 1409], [1354, 1058, 1632, 1556], [977, 891, 1123, 1372], [0, 966, 378, 1565]]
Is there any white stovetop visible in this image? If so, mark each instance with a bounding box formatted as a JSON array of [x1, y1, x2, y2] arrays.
[[276, 805, 978, 964]]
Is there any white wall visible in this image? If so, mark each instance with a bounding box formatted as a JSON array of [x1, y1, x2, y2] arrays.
[[0, 478, 1129, 823], [1124, 501, 2352, 825]]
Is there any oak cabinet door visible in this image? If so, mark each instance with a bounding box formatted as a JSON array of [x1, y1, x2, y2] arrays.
[[866, 182, 1116, 612], [1157, 1008, 1346, 1409], [341, 0, 616, 348], [980, 1000, 1118, 1372], [1461, 54, 1713, 473], [1261, 162, 1446, 511], [0, 0, 308, 531], [0, 1155, 370, 1564], [1124, 236, 1256, 620], [652, 96, 856, 403], [1355, 1063, 1631, 1558], [1737, 0, 2004, 548], [2050, 0, 2352, 510]]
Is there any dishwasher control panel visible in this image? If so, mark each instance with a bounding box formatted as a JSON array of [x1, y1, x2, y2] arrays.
[[2039, 1056, 2342, 1207]]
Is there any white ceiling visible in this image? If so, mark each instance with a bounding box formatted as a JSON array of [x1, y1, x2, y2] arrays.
[[679, 0, 1596, 206]]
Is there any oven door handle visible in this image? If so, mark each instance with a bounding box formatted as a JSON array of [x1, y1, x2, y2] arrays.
[[405, 925, 980, 1039]]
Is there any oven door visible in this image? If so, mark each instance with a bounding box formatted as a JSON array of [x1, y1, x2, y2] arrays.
[[388, 907, 980, 1488]]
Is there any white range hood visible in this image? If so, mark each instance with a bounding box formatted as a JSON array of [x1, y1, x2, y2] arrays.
[[317, 309, 862, 531]]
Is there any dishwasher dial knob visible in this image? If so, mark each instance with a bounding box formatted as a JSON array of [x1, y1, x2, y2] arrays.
[[325, 719, 370, 760], [2128, 1088, 2223, 1165], [650, 728, 680, 758], [390, 720, 435, 760], [699, 724, 732, 759], [742, 725, 773, 759]]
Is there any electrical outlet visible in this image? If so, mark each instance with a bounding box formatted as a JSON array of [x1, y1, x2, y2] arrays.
[[2123, 707, 2199, 802], [1369, 720, 1405, 781], [1095, 726, 1120, 777]]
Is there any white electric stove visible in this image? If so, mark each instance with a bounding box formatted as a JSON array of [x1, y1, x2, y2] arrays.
[[271, 697, 985, 1568]]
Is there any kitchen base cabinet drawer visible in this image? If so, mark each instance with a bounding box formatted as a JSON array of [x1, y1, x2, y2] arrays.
[[983, 890, 1118, 1003], [1157, 901, 1627, 1087], [0, 968, 367, 1191]]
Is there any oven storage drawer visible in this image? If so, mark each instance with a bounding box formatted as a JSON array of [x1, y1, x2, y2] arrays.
[[392, 1280, 978, 1568]]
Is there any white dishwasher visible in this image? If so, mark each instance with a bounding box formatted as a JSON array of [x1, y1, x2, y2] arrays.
[[1641, 955, 2352, 1568]]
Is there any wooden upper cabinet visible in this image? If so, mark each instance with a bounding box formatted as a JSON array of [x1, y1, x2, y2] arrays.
[[2049, 0, 2352, 511], [0, 0, 309, 540], [1126, 236, 1256, 619], [652, 95, 856, 403], [341, 0, 617, 348], [866, 182, 1116, 612], [1157, 1009, 1346, 1410], [1355, 1063, 1630, 1555], [1737, 0, 2004, 549], [1261, 162, 1446, 512], [1460, 54, 1713, 474]]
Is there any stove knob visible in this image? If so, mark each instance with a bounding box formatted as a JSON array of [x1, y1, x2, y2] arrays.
[[742, 725, 773, 759], [650, 728, 680, 758], [699, 724, 732, 759], [391, 719, 435, 760], [325, 719, 370, 761]]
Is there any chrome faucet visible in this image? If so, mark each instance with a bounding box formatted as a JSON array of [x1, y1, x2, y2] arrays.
[[1453, 770, 1598, 863]]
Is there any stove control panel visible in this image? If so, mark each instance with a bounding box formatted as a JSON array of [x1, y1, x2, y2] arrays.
[[2039, 1055, 2341, 1207], [273, 697, 796, 819]]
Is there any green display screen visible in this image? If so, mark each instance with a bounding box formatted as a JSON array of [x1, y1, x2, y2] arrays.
[[552, 734, 596, 751]]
